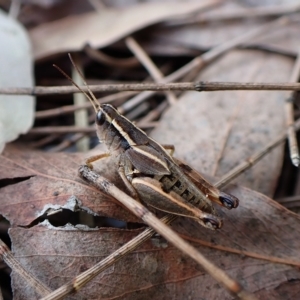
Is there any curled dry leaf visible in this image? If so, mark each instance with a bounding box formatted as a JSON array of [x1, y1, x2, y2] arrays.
[[0, 10, 35, 153], [1, 146, 300, 298], [29, 1, 217, 60], [151, 50, 294, 197]]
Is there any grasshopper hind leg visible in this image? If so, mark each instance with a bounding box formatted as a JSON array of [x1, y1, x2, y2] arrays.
[[132, 176, 222, 230]]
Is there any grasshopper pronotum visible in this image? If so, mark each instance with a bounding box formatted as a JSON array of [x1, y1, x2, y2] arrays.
[[55, 56, 239, 230]]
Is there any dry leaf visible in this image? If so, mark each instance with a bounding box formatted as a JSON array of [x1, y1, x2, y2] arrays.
[[3, 146, 300, 299], [29, 1, 217, 60], [0, 10, 35, 153], [0, 145, 139, 227], [151, 49, 294, 197]]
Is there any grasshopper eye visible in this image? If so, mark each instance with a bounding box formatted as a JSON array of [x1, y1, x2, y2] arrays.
[[96, 110, 106, 125]]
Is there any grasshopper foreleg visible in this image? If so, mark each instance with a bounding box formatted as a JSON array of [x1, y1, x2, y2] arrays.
[[85, 153, 111, 169]]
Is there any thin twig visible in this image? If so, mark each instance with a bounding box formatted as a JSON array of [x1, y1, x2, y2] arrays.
[[277, 195, 300, 204], [181, 234, 300, 267], [137, 101, 168, 127], [241, 43, 298, 58], [48, 133, 88, 152], [0, 239, 51, 297], [46, 108, 96, 151], [126, 36, 177, 105], [277, 195, 300, 208], [2, 81, 300, 96], [29, 126, 94, 135], [285, 48, 300, 166], [280, 202, 300, 209], [215, 118, 300, 188], [35, 91, 137, 119], [30, 134, 60, 148], [28, 123, 156, 135], [35, 103, 92, 119], [212, 104, 241, 176]]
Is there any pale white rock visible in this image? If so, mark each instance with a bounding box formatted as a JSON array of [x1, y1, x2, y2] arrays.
[[0, 9, 35, 153]]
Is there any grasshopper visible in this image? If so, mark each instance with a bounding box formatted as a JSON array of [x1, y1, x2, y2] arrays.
[[55, 58, 239, 230]]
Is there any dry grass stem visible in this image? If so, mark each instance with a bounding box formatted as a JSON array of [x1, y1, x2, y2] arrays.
[[181, 234, 300, 267], [35, 91, 137, 119], [29, 123, 156, 135], [29, 126, 94, 135], [277, 194, 300, 209], [215, 118, 300, 188], [125, 37, 177, 105], [48, 133, 87, 152], [212, 104, 241, 176], [0, 239, 51, 297], [241, 43, 298, 58], [137, 101, 168, 127], [30, 134, 60, 148]]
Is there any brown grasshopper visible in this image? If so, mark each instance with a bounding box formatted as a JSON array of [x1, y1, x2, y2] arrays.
[[55, 58, 239, 230]]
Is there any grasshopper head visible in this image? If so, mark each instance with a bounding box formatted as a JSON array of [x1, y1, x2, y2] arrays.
[[54, 55, 128, 151], [95, 104, 120, 144], [96, 104, 119, 126], [95, 104, 132, 152]]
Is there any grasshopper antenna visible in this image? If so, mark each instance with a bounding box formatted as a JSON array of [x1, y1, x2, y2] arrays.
[[53, 53, 100, 113]]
